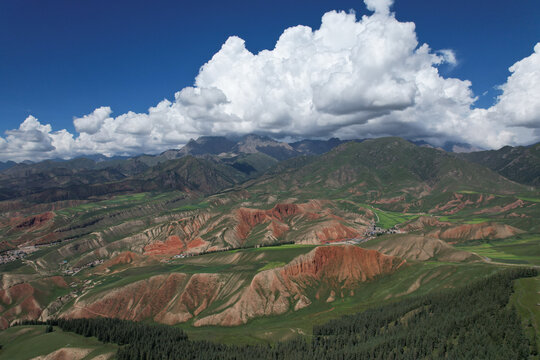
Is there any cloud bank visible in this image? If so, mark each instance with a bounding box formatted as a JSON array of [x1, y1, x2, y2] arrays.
[[1, 0, 539, 161]]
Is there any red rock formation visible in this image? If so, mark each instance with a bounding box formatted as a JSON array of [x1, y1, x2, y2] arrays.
[[270, 203, 299, 220], [235, 202, 325, 240], [195, 246, 405, 326], [430, 193, 475, 215]]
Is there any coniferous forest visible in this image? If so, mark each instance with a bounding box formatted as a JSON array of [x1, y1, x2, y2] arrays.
[[19, 268, 537, 359]]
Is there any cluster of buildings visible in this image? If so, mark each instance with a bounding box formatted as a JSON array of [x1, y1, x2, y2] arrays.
[[62, 258, 104, 276], [365, 224, 402, 237], [0, 246, 38, 264]]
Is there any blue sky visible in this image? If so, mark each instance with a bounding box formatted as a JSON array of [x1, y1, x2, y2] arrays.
[[0, 0, 539, 161]]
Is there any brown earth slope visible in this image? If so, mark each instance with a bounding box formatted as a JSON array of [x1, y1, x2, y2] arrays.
[[362, 234, 475, 262], [0, 276, 68, 329], [428, 223, 523, 242]]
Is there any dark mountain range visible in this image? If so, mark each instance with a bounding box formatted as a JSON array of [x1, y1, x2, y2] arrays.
[[459, 142, 540, 186], [0, 161, 17, 171], [0, 156, 249, 203], [1, 136, 537, 204], [0, 135, 489, 178]]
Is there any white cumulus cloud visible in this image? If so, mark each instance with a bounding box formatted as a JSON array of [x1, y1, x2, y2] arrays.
[[1, 0, 539, 162], [73, 106, 112, 135]]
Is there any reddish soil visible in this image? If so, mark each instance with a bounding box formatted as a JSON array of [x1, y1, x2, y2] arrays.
[[144, 233, 210, 256], [64, 273, 222, 325], [186, 238, 207, 250], [10, 212, 54, 231], [0, 283, 42, 329], [66, 273, 188, 321], [35, 232, 60, 245], [316, 222, 360, 243], [474, 199, 525, 215], [144, 235, 184, 256], [49, 276, 68, 288], [101, 251, 140, 269], [236, 202, 325, 240], [284, 246, 404, 285]]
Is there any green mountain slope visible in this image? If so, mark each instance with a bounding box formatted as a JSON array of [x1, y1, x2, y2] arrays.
[[460, 142, 540, 186], [247, 137, 529, 203]]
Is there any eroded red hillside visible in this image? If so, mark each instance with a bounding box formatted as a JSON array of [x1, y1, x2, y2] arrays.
[[62, 246, 404, 327], [195, 246, 405, 326], [0, 276, 68, 329], [10, 212, 54, 231]]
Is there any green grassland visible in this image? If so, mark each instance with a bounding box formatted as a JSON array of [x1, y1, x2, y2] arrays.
[[0, 325, 117, 360], [456, 234, 540, 265], [335, 200, 420, 229], [511, 275, 540, 357], [360, 204, 419, 228]]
